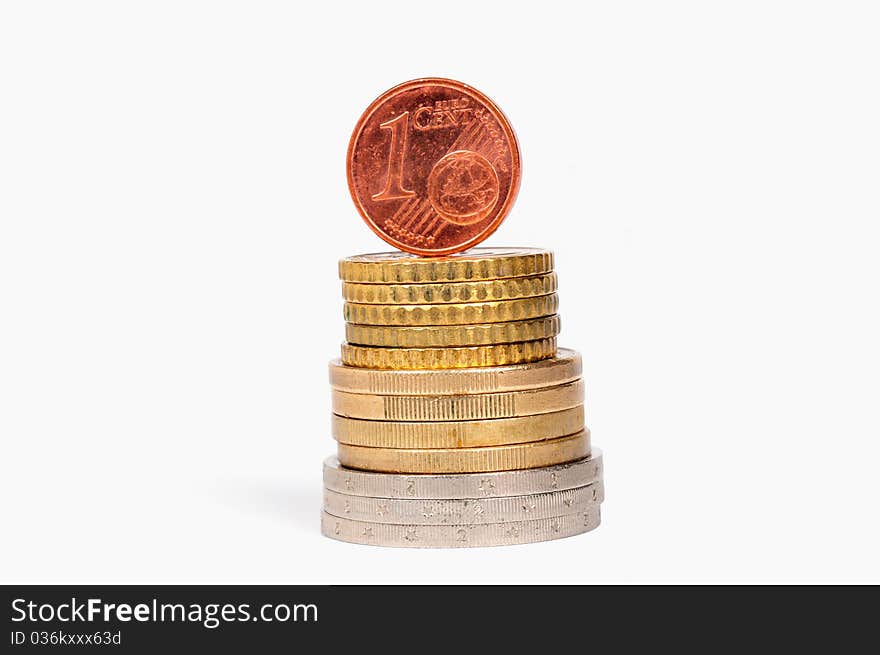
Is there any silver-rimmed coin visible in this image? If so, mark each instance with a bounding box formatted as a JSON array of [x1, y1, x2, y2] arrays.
[[323, 481, 603, 525], [321, 506, 601, 548], [322, 450, 603, 499]]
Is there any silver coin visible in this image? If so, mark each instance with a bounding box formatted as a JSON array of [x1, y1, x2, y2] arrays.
[[323, 481, 603, 525], [321, 506, 601, 548], [322, 449, 603, 499]]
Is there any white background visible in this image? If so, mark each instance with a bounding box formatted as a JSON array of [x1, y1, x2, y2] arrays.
[[2, 1, 879, 584]]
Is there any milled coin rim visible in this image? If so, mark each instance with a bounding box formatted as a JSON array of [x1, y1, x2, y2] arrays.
[[344, 315, 561, 348], [339, 337, 557, 370], [343, 294, 559, 327], [338, 248, 552, 284], [331, 379, 583, 421], [341, 273, 557, 305]]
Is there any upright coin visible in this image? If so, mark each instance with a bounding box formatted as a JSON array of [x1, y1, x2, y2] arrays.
[[347, 79, 521, 255]]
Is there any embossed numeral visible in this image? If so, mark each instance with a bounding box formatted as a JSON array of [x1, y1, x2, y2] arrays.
[[372, 112, 416, 202]]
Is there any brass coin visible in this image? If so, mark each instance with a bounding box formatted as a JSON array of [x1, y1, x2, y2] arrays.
[[340, 338, 556, 370], [341, 273, 557, 304], [332, 406, 584, 448], [345, 315, 560, 348], [343, 294, 558, 326], [338, 248, 553, 284], [332, 380, 584, 421], [336, 430, 590, 474], [328, 347, 582, 395]]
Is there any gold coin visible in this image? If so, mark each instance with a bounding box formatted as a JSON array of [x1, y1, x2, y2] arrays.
[[329, 347, 582, 395], [328, 348, 583, 396], [340, 338, 556, 370], [339, 248, 553, 284], [341, 273, 557, 305], [345, 316, 560, 348], [332, 406, 584, 448], [344, 294, 558, 326], [332, 380, 584, 421], [336, 430, 591, 474]]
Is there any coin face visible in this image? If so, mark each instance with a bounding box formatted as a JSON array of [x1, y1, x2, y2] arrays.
[[347, 78, 521, 256]]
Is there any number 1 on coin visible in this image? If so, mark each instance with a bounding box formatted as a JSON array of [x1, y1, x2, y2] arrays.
[[372, 111, 416, 202]]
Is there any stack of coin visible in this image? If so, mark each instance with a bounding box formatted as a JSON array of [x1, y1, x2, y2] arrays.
[[322, 248, 604, 547]]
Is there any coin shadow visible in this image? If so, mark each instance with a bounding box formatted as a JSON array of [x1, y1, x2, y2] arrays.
[[209, 477, 321, 531]]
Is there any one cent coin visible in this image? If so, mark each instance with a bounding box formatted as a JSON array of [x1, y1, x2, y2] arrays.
[[347, 78, 521, 256]]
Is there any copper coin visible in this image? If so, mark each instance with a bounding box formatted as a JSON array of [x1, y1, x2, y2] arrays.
[[347, 78, 521, 256]]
